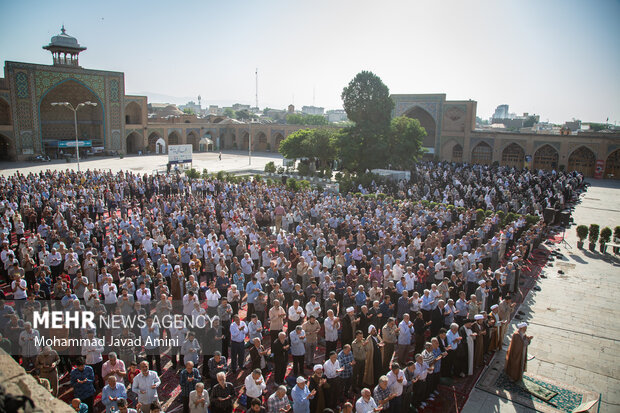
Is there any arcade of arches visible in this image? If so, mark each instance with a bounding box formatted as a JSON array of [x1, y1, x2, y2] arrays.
[[40, 80, 103, 146], [241, 132, 249, 151], [568, 146, 596, 177], [533, 145, 559, 171], [148, 133, 166, 154], [501, 143, 525, 168], [471, 142, 493, 165], [256, 132, 267, 152], [275, 133, 284, 151], [0, 134, 15, 161]]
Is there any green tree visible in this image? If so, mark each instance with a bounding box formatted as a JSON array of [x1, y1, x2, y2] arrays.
[[223, 108, 236, 118], [341, 71, 394, 129], [306, 128, 338, 167], [337, 125, 384, 172], [183, 107, 195, 115], [305, 114, 328, 125], [236, 109, 252, 120], [278, 129, 311, 160], [286, 113, 305, 125], [385, 116, 425, 170]]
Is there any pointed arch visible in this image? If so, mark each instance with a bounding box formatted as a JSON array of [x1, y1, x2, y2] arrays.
[[471, 141, 493, 165], [567, 145, 595, 176], [126, 131, 144, 154], [275, 133, 285, 151], [0, 98, 11, 125], [404, 106, 436, 148], [186, 130, 200, 152], [148, 132, 164, 154], [256, 131, 267, 152], [501, 142, 525, 168], [168, 131, 180, 146], [604, 149, 620, 179], [452, 144, 463, 162], [0, 134, 15, 161], [533, 144, 558, 171], [125, 101, 142, 125]]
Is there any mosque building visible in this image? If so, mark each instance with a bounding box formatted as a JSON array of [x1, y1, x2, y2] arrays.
[[0, 27, 619, 179]]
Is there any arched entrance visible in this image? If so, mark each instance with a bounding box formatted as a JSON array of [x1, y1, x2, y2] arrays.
[[275, 133, 284, 151], [40, 79, 104, 149], [0, 98, 11, 125], [0, 134, 15, 161], [533, 144, 558, 171], [604, 149, 620, 179], [256, 132, 267, 152], [471, 142, 492, 165], [241, 132, 249, 150], [501, 143, 525, 168], [126, 132, 143, 154], [125, 102, 142, 125], [452, 144, 463, 162], [405, 106, 436, 148], [168, 131, 180, 146], [148, 132, 163, 153], [568, 146, 595, 177], [187, 131, 200, 152]]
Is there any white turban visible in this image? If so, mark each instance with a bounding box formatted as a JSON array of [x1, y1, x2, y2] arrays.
[[517, 322, 528, 329], [346, 307, 355, 313], [313, 364, 323, 372], [368, 325, 376, 333], [474, 314, 484, 320], [478, 280, 486, 285], [491, 304, 499, 310]]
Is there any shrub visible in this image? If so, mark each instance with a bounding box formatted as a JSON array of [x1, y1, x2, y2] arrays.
[[614, 226, 620, 240], [504, 212, 519, 225], [525, 214, 540, 228], [276, 166, 284, 174], [485, 210, 493, 217], [264, 161, 277, 173], [286, 177, 299, 191], [254, 174, 263, 182], [476, 209, 485, 223], [335, 172, 343, 181], [576, 225, 589, 242], [324, 167, 333, 179], [588, 224, 600, 244], [600, 227, 612, 244], [298, 180, 311, 191], [266, 178, 274, 186], [216, 170, 225, 180], [297, 162, 310, 177], [201, 168, 209, 179], [185, 168, 200, 179]]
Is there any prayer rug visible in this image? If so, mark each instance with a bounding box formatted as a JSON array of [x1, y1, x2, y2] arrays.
[[476, 357, 600, 413]]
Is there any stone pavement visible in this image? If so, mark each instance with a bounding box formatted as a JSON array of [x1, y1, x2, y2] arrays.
[[0, 150, 284, 176], [462, 179, 620, 413]]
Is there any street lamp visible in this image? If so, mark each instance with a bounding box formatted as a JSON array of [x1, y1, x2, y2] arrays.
[[51, 101, 97, 172], [248, 118, 254, 165]]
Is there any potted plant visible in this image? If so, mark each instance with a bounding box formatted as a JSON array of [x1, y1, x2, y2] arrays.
[[588, 224, 600, 252], [576, 225, 588, 249], [599, 227, 612, 253], [614, 226, 620, 254]]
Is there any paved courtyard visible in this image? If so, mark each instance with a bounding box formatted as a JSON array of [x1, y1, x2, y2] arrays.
[[463, 179, 620, 413], [0, 150, 284, 177]]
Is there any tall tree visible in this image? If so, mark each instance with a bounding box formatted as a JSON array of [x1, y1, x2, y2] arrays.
[[278, 129, 311, 160], [341, 71, 394, 129]]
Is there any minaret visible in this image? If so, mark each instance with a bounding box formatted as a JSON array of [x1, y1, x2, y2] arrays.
[[43, 25, 87, 67]]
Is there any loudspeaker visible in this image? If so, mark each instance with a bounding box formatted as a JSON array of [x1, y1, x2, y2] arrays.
[[558, 211, 570, 227], [543, 208, 557, 225]]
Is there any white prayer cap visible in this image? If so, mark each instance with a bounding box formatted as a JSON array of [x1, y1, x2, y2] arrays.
[[490, 304, 499, 310], [474, 314, 484, 320], [313, 364, 323, 372], [346, 307, 355, 313], [478, 280, 486, 285], [517, 322, 528, 329], [463, 252, 469, 256], [296, 376, 307, 383], [368, 325, 376, 333], [174, 265, 180, 270]]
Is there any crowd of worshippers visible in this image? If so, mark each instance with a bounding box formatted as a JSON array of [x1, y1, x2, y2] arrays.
[[0, 165, 582, 413]]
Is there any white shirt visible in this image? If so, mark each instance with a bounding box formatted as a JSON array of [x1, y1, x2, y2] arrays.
[[132, 370, 161, 404], [323, 359, 341, 379], [288, 305, 305, 321], [205, 289, 221, 307], [356, 397, 378, 413], [12, 279, 27, 299], [305, 301, 321, 319], [244, 374, 266, 398], [136, 288, 151, 305], [102, 283, 118, 304], [82, 337, 104, 365], [386, 369, 407, 396], [324, 317, 339, 342]]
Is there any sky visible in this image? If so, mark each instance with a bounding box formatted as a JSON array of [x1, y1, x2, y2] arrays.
[[1, 0, 619, 124]]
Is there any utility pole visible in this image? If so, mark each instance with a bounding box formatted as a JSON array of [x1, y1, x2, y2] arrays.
[[255, 68, 258, 110]]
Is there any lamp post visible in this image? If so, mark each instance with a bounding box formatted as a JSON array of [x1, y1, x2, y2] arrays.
[[249, 119, 253, 165], [51, 101, 97, 172]]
